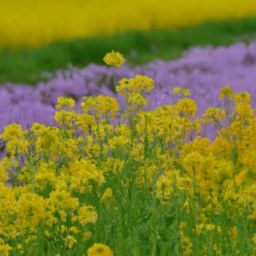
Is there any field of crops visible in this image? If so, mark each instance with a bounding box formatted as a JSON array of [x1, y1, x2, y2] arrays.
[[0, 52, 256, 255], [1, 0, 256, 48], [1, 1, 256, 255]]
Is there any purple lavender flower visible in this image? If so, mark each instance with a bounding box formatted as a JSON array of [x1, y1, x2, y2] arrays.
[[1, 42, 256, 130]]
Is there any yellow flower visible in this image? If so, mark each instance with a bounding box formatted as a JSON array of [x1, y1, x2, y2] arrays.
[[0, 124, 24, 141], [56, 96, 75, 109], [101, 188, 113, 202], [175, 98, 197, 117], [81, 95, 119, 119], [234, 170, 248, 186], [54, 109, 76, 127], [173, 87, 191, 97], [235, 91, 251, 104], [0, 244, 12, 256], [0, 165, 8, 183], [103, 51, 125, 67], [69, 226, 79, 234], [219, 86, 234, 101], [203, 107, 226, 124], [65, 235, 77, 249], [116, 75, 154, 96], [78, 206, 97, 226], [116, 74, 154, 111], [87, 243, 113, 256], [235, 103, 254, 119], [17, 192, 47, 229]]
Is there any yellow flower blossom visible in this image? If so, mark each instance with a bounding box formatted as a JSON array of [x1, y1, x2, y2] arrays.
[[87, 243, 113, 256], [65, 235, 77, 249], [173, 86, 191, 97], [56, 96, 75, 109], [103, 51, 125, 67], [0, 243, 12, 256], [219, 86, 234, 101], [78, 206, 97, 226]]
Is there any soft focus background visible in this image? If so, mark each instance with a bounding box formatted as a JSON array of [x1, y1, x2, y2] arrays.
[[1, 0, 256, 48], [1, 0, 256, 127]]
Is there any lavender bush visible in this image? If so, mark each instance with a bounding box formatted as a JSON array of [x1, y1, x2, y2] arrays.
[[1, 42, 256, 131]]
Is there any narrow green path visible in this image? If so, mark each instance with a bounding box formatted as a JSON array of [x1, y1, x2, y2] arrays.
[[0, 17, 255, 84]]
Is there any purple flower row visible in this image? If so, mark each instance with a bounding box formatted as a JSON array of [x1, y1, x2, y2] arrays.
[[1, 42, 256, 130]]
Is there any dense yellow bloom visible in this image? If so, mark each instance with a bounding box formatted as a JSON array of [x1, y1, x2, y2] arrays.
[[87, 243, 113, 256], [235, 103, 254, 119], [0, 243, 12, 256], [81, 96, 119, 119], [116, 75, 154, 96], [0, 184, 21, 239], [48, 190, 79, 212], [0, 124, 24, 141], [234, 91, 251, 104], [56, 96, 75, 109], [0, 124, 28, 155], [175, 98, 198, 117], [0, 165, 8, 183], [203, 107, 226, 124], [34, 163, 57, 189], [103, 51, 125, 67], [2, 1, 256, 48], [116, 75, 154, 112], [69, 160, 105, 193], [17, 192, 47, 228], [76, 113, 94, 134], [1, 55, 256, 254], [78, 206, 97, 226]]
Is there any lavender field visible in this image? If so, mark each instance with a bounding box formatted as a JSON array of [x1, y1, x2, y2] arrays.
[[2, 43, 256, 130]]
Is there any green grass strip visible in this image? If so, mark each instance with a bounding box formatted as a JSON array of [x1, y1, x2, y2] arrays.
[[0, 17, 256, 84]]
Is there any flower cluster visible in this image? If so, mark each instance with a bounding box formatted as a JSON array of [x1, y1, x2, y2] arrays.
[[1, 52, 256, 255], [103, 51, 125, 68], [2, 43, 256, 134]]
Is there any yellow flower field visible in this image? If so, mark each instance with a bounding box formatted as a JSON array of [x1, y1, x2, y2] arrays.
[[1, 0, 256, 48], [0, 53, 256, 255]]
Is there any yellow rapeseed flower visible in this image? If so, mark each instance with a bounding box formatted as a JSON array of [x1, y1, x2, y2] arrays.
[[87, 243, 113, 256], [173, 87, 191, 97], [0, 243, 12, 256], [219, 86, 234, 101], [56, 96, 75, 109], [103, 51, 125, 68]]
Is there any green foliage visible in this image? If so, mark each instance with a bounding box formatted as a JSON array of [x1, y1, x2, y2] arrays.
[[0, 17, 256, 84]]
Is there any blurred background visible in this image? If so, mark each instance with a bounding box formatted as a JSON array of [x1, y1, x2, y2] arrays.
[[0, 0, 256, 84], [0, 0, 256, 130]]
